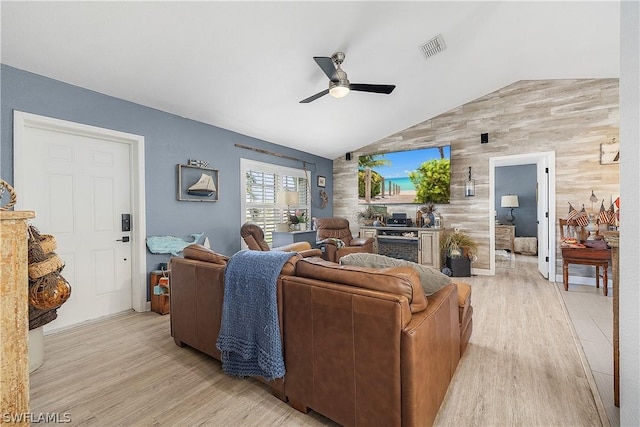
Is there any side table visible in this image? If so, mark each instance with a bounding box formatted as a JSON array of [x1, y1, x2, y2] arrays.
[[561, 246, 611, 296], [272, 230, 317, 248], [150, 270, 170, 315], [495, 224, 515, 252]]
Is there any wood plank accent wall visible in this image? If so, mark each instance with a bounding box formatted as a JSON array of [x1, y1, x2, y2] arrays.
[[333, 79, 619, 272]]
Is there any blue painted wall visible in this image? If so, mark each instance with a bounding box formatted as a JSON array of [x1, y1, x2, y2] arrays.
[[1, 64, 333, 274], [495, 164, 537, 237]]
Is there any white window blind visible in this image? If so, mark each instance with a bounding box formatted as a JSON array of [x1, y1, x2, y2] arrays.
[[241, 158, 311, 245]]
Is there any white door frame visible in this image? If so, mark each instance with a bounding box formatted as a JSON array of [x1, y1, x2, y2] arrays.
[[13, 111, 148, 312], [489, 152, 556, 280]]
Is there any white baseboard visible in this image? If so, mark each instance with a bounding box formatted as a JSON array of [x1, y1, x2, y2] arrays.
[[554, 274, 613, 287]]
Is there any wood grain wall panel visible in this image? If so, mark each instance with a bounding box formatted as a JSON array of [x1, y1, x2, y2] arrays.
[[333, 79, 619, 273], [1, 211, 35, 427]]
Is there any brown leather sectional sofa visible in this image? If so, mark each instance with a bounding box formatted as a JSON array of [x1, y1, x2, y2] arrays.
[[170, 247, 472, 427]]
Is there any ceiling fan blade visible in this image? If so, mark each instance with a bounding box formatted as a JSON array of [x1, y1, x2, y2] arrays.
[[350, 83, 396, 94], [299, 89, 330, 104], [313, 57, 338, 82]]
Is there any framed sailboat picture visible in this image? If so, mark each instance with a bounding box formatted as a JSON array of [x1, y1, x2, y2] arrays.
[[177, 164, 219, 202]]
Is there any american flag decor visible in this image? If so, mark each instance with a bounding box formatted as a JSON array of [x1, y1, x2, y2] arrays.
[[608, 203, 617, 226], [575, 205, 589, 227], [567, 202, 580, 221], [599, 200, 609, 224]]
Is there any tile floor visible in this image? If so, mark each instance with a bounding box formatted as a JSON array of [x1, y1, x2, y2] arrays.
[[559, 280, 619, 426]]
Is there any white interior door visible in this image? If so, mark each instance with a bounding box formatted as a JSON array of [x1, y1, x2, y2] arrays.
[[537, 160, 550, 278], [15, 116, 136, 332]]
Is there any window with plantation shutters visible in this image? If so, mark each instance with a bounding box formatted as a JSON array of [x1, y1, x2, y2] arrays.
[[241, 159, 311, 245]]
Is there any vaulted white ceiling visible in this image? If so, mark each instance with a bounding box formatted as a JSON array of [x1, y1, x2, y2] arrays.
[[1, 1, 620, 159]]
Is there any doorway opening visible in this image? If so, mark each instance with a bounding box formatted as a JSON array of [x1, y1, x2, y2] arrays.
[[489, 152, 556, 280]]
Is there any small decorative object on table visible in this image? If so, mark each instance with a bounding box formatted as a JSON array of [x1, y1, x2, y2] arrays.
[[0, 179, 17, 211], [150, 270, 170, 315], [418, 203, 437, 228], [358, 205, 378, 226], [289, 210, 307, 231], [567, 191, 619, 240]]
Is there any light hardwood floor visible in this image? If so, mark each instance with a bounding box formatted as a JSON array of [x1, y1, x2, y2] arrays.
[[30, 256, 611, 426], [434, 254, 606, 426], [491, 253, 619, 426]]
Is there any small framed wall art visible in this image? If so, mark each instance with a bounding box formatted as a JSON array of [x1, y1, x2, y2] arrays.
[[600, 137, 620, 164], [177, 164, 219, 202], [317, 175, 326, 188]]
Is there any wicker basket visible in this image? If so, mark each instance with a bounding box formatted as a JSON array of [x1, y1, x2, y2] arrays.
[[0, 179, 17, 211], [28, 253, 65, 280], [29, 274, 72, 310], [39, 235, 57, 254]]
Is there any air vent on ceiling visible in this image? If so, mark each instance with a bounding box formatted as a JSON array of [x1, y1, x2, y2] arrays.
[[419, 34, 446, 60]]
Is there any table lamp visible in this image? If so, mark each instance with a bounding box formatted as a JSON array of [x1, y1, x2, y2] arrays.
[[277, 190, 299, 230], [501, 194, 519, 224]]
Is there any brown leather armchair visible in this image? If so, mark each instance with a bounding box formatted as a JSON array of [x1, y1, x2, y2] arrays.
[[315, 217, 374, 263], [240, 222, 322, 258]]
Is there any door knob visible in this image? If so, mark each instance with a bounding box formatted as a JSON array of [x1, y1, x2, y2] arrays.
[[116, 236, 130, 242]]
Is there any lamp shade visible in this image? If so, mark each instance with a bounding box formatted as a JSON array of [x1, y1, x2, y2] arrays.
[[278, 190, 299, 206], [501, 195, 519, 208]]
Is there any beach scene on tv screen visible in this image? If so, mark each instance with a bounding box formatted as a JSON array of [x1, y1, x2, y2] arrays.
[[358, 146, 451, 205]]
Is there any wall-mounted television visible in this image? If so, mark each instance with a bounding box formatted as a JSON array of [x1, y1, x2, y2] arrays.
[[358, 145, 451, 205]]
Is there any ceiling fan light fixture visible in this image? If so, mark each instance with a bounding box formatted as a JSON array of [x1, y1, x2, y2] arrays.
[[300, 51, 395, 103], [329, 84, 350, 98]]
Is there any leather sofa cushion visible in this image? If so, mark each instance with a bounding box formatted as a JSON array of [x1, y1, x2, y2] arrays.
[[295, 258, 427, 313], [454, 281, 471, 307], [280, 253, 302, 276], [182, 245, 301, 276], [340, 253, 451, 296], [183, 244, 229, 265]]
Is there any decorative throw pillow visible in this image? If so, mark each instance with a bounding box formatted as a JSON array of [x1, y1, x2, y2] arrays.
[[340, 253, 451, 296], [317, 237, 345, 248]]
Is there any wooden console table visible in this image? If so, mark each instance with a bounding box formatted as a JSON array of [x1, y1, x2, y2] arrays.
[[561, 246, 611, 296], [359, 226, 442, 270]]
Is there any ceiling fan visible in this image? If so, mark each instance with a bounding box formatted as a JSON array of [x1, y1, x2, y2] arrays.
[[300, 52, 396, 103]]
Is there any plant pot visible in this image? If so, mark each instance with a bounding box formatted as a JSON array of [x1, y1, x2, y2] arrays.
[[446, 256, 471, 277]]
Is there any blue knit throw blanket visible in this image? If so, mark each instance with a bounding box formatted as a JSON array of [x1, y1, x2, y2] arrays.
[[216, 250, 294, 381]]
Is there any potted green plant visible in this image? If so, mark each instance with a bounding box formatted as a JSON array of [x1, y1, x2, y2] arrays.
[[289, 210, 308, 231], [440, 229, 478, 276], [357, 206, 387, 226]]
